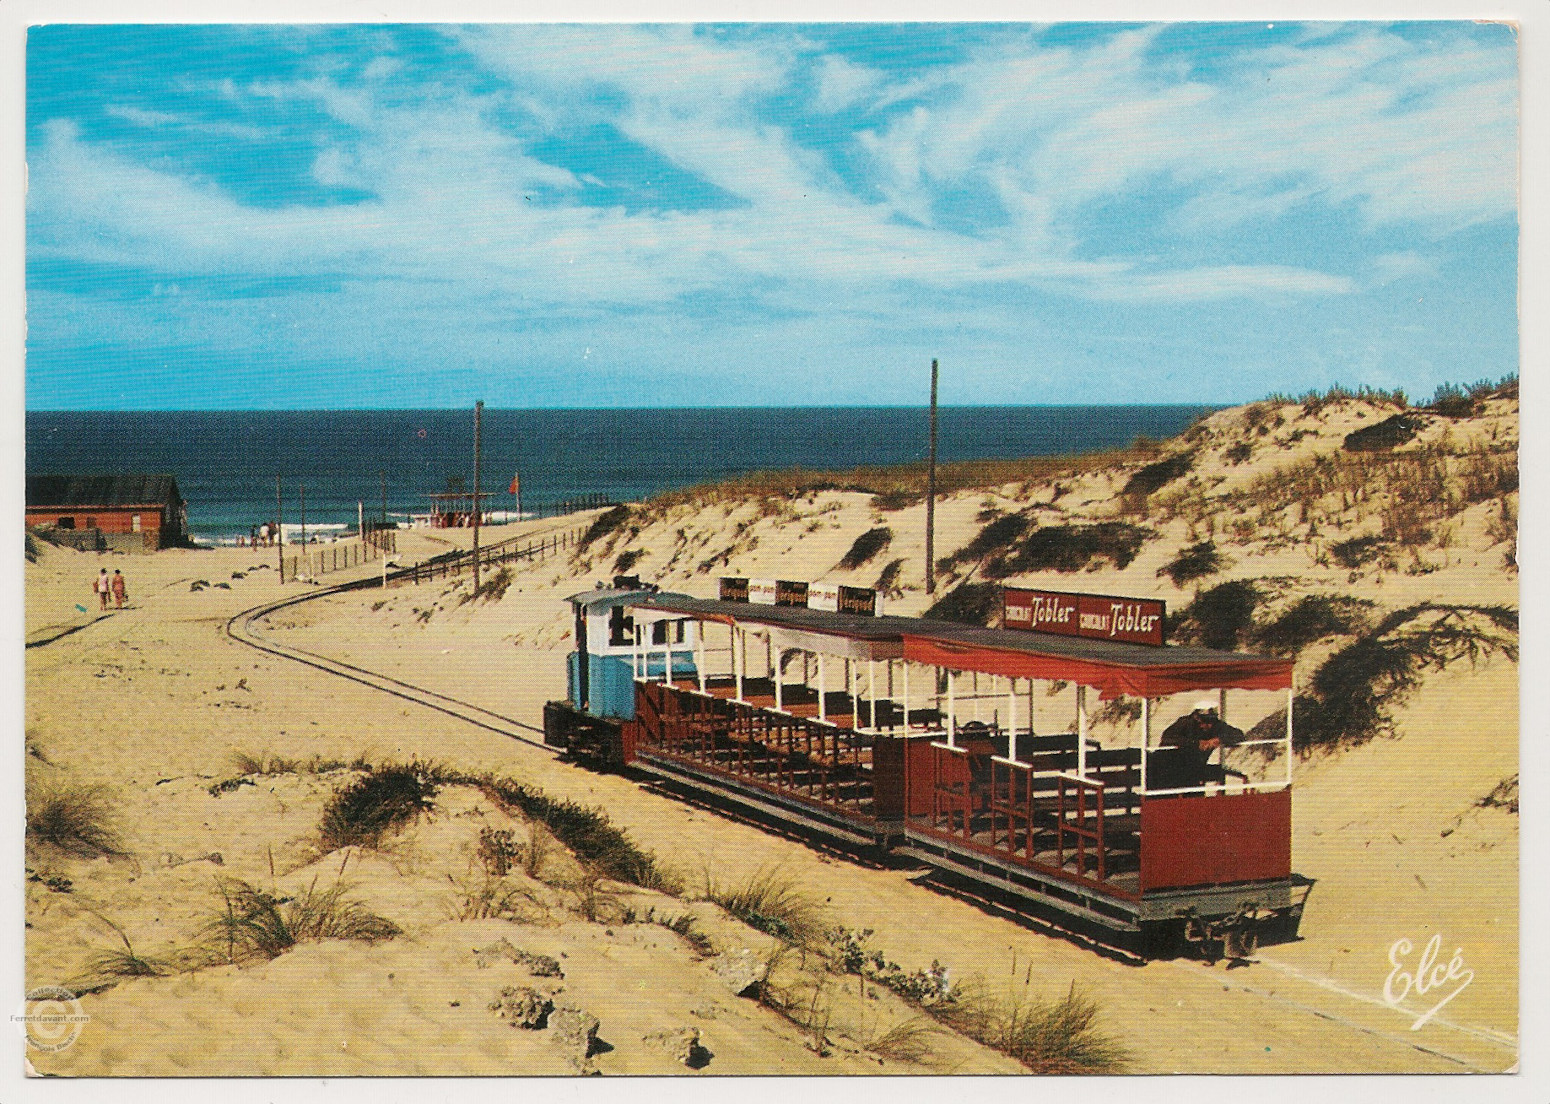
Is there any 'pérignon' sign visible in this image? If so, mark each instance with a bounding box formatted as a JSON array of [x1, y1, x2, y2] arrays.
[[1002, 587, 1166, 647]]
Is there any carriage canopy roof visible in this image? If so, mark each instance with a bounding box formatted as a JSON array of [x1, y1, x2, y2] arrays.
[[631, 594, 1293, 700]]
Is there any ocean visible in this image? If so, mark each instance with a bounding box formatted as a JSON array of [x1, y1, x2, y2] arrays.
[[25, 407, 1214, 544]]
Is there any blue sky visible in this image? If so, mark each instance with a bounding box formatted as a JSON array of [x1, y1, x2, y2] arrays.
[[24, 22, 1519, 409]]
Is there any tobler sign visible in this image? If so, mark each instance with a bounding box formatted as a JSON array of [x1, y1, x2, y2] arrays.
[[1003, 587, 1166, 647]]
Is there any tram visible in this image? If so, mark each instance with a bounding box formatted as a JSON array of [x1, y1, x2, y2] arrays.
[[543, 576, 1309, 958]]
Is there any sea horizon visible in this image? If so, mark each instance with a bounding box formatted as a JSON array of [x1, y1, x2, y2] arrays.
[[27, 406, 1216, 543]]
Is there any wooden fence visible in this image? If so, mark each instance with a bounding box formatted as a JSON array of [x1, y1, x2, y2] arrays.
[[281, 529, 396, 583], [397, 524, 586, 586]]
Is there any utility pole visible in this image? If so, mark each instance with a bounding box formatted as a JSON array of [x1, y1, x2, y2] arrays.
[[472, 400, 484, 590], [925, 358, 939, 595], [276, 475, 284, 582]]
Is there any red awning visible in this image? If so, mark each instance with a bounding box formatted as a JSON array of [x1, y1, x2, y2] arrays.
[[901, 633, 1293, 700]]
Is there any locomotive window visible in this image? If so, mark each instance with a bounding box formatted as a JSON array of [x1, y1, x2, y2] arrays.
[[649, 620, 687, 646], [608, 606, 635, 647]]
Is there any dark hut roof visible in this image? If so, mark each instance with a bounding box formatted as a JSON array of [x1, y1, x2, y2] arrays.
[[26, 474, 183, 509]]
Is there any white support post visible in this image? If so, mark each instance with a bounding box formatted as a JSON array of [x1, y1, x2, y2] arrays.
[[633, 623, 641, 680], [868, 660, 877, 731], [851, 662, 860, 731], [662, 641, 671, 686], [902, 661, 911, 734], [1077, 685, 1088, 781], [1219, 687, 1229, 723], [817, 652, 827, 723], [775, 651, 784, 712], [1140, 696, 1151, 794], [697, 623, 707, 694], [1007, 678, 1019, 763], [945, 668, 955, 747], [1285, 684, 1295, 787], [735, 626, 745, 703]]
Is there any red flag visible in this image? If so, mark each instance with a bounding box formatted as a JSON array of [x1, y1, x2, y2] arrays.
[[507, 471, 520, 495]]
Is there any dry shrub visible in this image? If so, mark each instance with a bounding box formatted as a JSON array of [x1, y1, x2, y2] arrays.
[[1157, 540, 1222, 585], [1252, 594, 1371, 656], [874, 558, 906, 598], [26, 777, 123, 857], [941, 514, 1032, 572], [1344, 413, 1422, 452], [463, 565, 514, 605], [1329, 535, 1387, 569], [1477, 774, 1518, 814], [924, 582, 1001, 627], [988, 523, 1151, 577], [839, 527, 892, 570], [1121, 452, 1194, 498], [1286, 603, 1517, 753], [477, 827, 518, 876], [1172, 580, 1261, 651]]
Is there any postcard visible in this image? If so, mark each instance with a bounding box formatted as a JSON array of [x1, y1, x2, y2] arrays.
[[12, 9, 1529, 1094]]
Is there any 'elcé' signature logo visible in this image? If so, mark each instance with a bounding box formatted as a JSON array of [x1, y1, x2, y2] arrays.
[[1384, 934, 1474, 1030]]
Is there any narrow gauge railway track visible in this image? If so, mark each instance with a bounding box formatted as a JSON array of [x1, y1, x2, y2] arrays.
[[225, 534, 578, 751]]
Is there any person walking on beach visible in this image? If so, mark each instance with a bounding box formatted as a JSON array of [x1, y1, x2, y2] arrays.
[[111, 569, 128, 609], [93, 568, 110, 610]]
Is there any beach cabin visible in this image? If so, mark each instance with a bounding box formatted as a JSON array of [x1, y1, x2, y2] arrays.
[[26, 474, 188, 552], [426, 490, 495, 528], [552, 578, 1306, 957]]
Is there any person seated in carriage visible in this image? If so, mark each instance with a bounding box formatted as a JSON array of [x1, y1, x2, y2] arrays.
[[1156, 699, 1245, 791]]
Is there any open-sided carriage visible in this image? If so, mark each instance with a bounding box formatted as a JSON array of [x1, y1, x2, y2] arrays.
[[544, 578, 1309, 958]]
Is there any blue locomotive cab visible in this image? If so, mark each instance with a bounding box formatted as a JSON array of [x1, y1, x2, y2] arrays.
[[561, 582, 699, 722]]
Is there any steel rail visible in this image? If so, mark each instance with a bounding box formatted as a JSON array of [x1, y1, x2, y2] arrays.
[[224, 523, 584, 751]]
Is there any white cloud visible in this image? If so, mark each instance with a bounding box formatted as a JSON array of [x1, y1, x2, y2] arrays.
[[1089, 264, 1356, 302]]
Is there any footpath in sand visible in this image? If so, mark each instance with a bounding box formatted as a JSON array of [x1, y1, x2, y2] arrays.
[[24, 393, 1519, 1075]]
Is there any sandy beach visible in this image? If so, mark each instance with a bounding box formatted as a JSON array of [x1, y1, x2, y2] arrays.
[[23, 392, 1518, 1076]]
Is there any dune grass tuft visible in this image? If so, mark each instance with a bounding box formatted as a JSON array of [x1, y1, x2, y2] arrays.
[[205, 876, 400, 964], [318, 763, 439, 851], [26, 777, 123, 857], [863, 1016, 944, 1065], [1122, 452, 1193, 498], [939, 983, 1128, 1074], [704, 865, 825, 946], [470, 774, 678, 892], [578, 504, 632, 550]]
